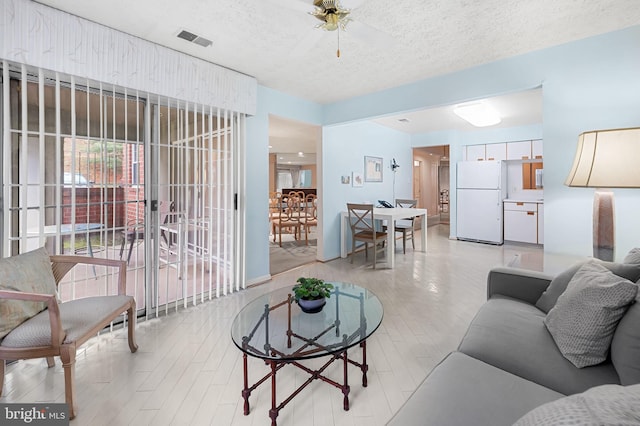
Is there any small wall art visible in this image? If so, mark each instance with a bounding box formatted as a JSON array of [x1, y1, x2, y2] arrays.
[[352, 171, 364, 187], [341, 175, 351, 184], [364, 156, 383, 182]]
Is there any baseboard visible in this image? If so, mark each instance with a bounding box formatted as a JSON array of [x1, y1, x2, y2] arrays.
[[246, 274, 271, 287]]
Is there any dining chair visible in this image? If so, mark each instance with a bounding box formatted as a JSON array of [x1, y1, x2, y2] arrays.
[[272, 192, 303, 247], [383, 198, 417, 254], [300, 194, 318, 245], [347, 203, 387, 269]]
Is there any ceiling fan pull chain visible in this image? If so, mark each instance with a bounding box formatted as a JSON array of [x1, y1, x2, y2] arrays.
[[337, 27, 341, 58]]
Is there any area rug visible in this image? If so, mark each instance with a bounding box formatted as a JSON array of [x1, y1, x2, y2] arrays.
[[269, 237, 317, 276]]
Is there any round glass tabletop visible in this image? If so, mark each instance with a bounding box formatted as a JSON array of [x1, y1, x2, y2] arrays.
[[231, 282, 383, 361]]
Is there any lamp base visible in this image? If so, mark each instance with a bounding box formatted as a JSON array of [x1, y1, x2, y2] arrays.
[[593, 190, 614, 261]]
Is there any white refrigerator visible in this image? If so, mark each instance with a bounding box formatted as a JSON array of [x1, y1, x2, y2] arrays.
[[456, 161, 507, 244]]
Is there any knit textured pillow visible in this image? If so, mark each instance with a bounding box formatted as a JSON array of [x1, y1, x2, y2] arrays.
[[624, 248, 640, 265], [544, 261, 638, 368], [513, 383, 640, 426]]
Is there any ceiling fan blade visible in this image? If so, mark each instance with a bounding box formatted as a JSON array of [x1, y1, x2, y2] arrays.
[[289, 28, 326, 58], [266, 0, 313, 14], [347, 20, 396, 49], [343, 0, 367, 9]]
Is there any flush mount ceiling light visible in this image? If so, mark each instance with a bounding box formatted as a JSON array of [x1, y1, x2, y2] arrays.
[[453, 102, 501, 127]]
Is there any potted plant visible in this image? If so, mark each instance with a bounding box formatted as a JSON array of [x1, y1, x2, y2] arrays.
[[292, 277, 334, 313]]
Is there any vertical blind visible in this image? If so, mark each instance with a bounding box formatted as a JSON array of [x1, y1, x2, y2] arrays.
[[1, 60, 244, 316]]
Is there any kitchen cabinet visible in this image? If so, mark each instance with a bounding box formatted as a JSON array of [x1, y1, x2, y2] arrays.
[[532, 139, 543, 159], [507, 141, 532, 160], [464, 143, 506, 161], [537, 203, 544, 244], [465, 144, 486, 161], [503, 201, 539, 244], [464, 140, 542, 162], [485, 143, 507, 161]]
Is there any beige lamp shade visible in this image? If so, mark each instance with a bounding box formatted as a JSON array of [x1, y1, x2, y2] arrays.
[[565, 127, 640, 188]]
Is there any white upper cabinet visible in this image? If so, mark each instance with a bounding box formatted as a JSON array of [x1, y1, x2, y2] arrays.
[[464, 140, 542, 161], [485, 143, 507, 161], [506, 140, 532, 160], [532, 139, 543, 159], [465, 144, 486, 161]]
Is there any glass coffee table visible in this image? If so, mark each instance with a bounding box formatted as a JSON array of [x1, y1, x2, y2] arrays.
[[231, 282, 384, 426]]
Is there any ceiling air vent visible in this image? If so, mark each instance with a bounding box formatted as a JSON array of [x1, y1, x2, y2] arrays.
[[176, 30, 212, 48]]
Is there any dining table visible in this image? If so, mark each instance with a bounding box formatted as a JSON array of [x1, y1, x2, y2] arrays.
[[340, 207, 427, 268]]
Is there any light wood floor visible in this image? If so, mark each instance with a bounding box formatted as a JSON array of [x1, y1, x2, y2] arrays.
[[2, 225, 549, 426]]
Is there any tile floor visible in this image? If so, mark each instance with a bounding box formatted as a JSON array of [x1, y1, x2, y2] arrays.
[[1, 224, 556, 426]]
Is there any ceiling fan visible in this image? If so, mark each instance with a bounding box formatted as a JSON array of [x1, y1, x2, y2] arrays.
[[310, 0, 352, 33], [269, 0, 393, 58]]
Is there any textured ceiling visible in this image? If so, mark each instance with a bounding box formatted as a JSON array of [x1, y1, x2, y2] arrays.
[[31, 0, 640, 163], [34, 0, 640, 105]]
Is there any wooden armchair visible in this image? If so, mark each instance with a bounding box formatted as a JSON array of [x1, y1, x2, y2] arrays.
[[0, 254, 137, 419]]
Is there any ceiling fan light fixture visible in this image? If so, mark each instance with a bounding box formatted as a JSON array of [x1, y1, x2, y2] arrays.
[[325, 13, 339, 31], [453, 102, 501, 127]]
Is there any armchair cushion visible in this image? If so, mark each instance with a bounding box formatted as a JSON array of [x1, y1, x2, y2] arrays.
[[1, 295, 133, 348], [0, 247, 58, 339], [544, 261, 638, 368]]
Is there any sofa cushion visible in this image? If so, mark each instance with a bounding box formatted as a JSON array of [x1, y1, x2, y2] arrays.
[[513, 383, 640, 426], [387, 352, 564, 426], [0, 247, 58, 339], [544, 261, 638, 368], [458, 296, 620, 395], [1, 295, 134, 348], [624, 247, 640, 264], [611, 295, 640, 385], [535, 260, 640, 313]]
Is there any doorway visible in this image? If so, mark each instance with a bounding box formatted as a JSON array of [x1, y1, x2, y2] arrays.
[[268, 115, 321, 275], [413, 145, 450, 227]]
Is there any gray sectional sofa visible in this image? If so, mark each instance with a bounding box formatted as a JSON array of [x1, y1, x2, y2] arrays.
[[388, 255, 640, 426]]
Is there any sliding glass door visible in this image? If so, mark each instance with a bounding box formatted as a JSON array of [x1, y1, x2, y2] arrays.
[[1, 60, 243, 316]]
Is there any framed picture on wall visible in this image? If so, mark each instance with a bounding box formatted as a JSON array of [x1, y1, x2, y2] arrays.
[[364, 156, 383, 182], [352, 172, 364, 187]]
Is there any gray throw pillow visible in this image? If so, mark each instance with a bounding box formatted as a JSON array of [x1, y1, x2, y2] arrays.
[[611, 295, 640, 385], [513, 383, 640, 426], [624, 248, 640, 265], [544, 261, 638, 368], [536, 260, 640, 313], [0, 247, 58, 339]]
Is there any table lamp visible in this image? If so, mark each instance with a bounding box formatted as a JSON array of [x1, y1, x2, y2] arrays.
[[565, 127, 640, 261]]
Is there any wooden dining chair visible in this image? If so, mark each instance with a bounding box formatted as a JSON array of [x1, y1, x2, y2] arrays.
[[347, 203, 387, 269], [272, 192, 303, 247], [384, 198, 418, 254], [300, 194, 318, 245]]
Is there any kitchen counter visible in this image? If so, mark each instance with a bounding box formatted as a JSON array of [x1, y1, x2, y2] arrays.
[[503, 199, 544, 204]]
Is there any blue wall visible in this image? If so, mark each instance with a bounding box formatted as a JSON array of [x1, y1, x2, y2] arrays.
[[246, 25, 640, 283], [320, 122, 412, 260]]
